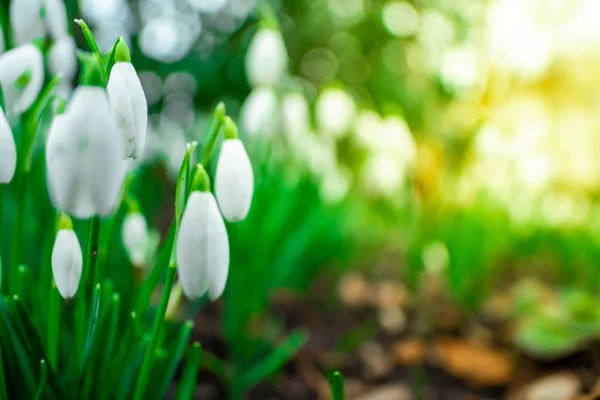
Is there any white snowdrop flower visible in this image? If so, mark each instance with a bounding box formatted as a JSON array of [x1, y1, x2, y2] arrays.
[[241, 86, 279, 137], [215, 132, 254, 222], [10, 0, 45, 45], [10, 0, 68, 45], [282, 91, 311, 141], [46, 86, 126, 219], [320, 166, 352, 204], [176, 190, 230, 301], [107, 57, 148, 159], [48, 36, 78, 81], [0, 44, 44, 121], [160, 118, 187, 179], [316, 88, 356, 139], [43, 0, 69, 40], [0, 108, 16, 184], [245, 28, 288, 87], [122, 212, 150, 268], [51, 228, 82, 299], [362, 152, 407, 196]]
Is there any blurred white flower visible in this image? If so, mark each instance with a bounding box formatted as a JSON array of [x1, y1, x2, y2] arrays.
[[51, 228, 82, 299], [241, 86, 279, 137], [122, 212, 159, 269], [245, 28, 288, 86], [48, 36, 77, 81], [107, 62, 148, 159], [316, 88, 356, 138], [159, 117, 188, 178], [46, 86, 126, 219], [282, 92, 311, 141], [215, 139, 253, 222], [44, 0, 69, 40], [10, 0, 68, 45], [0, 108, 16, 184], [320, 166, 352, 204], [176, 191, 229, 300], [0, 44, 44, 121], [363, 152, 407, 196]]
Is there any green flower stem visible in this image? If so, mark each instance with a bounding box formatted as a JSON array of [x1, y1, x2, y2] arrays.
[[71, 216, 101, 378], [74, 19, 107, 84], [33, 360, 47, 400], [330, 371, 345, 400], [200, 102, 226, 167], [132, 251, 178, 400], [0, 342, 7, 400], [174, 342, 202, 400], [47, 281, 60, 371], [9, 144, 28, 293], [88, 216, 102, 289], [0, 185, 4, 266]]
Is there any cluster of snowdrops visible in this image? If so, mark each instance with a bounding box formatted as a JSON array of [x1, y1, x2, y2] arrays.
[[0, 9, 253, 399]]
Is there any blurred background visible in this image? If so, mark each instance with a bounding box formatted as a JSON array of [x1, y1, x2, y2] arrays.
[[70, 0, 600, 397]]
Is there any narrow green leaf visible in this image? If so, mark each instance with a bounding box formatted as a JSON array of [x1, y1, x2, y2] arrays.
[[237, 330, 308, 390]]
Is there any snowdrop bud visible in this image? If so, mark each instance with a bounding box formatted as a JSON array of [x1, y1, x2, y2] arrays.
[[0, 108, 16, 184], [107, 42, 148, 159], [51, 216, 82, 299], [215, 120, 253, 222], [176, 190, 230, 301], [48, 36, 78, 81], [0, 44, 44, 120], [46, 86, 126, 219], [245, 28, 288, 86], [122, 212, 149, 268]]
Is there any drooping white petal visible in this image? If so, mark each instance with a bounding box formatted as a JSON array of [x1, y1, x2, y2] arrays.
[[43, 0, 68, 40], [215, 139, 254, 222], [10, 0, 45, 45], [107, 62, 148, 159], [46, 86, 126, 218], [122, 212, 150, 268], [51, 229, 82, 299], [245, 28, 288, 87], [0, 109, 16, 184], [176, 191, 229, 301], [0, 44, 44, 121], [48, 36, 77, 80]]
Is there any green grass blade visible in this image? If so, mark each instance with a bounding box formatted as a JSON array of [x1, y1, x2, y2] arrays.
[[237, 329, 308, 391]]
